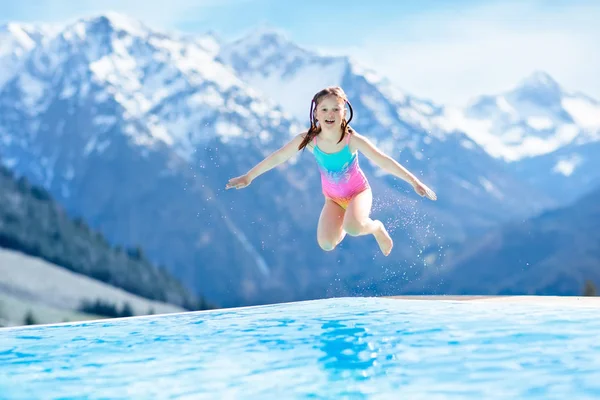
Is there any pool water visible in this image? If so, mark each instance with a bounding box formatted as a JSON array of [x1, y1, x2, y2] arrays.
[[1, 297, 599, 399]]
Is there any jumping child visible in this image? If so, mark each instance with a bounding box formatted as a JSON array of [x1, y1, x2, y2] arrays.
[[226, 86, 437, 256]]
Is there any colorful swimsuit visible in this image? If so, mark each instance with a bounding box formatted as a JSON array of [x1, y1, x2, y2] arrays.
[[312, 133, 370, 209]]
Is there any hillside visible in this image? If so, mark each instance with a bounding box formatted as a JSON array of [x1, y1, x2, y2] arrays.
[[401, 184, 600, 296], [0, 290, 100, 328], [509, 140, 600, 205], [0, 247, 186, 327], [0, 163, 211, 311]]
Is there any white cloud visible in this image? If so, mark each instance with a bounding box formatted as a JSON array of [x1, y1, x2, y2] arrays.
[[320, 1, 600, 106]]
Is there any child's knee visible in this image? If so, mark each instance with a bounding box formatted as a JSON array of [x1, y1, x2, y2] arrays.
[[343, 219, 366, 236]]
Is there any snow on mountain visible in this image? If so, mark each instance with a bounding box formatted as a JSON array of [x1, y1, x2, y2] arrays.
[[0, 22, 60, 89], [435, 71, 600, 162], [54, 14, 284, 148], [218, 28, 348, 121], [0, 13, 300, 185], [429, 70, 600, 204]]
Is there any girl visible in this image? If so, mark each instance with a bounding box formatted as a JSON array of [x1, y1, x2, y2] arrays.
[[226, 86, 437, 256]]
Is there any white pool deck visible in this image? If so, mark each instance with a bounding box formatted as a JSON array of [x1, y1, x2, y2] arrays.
[[386, 295, 600, 307]]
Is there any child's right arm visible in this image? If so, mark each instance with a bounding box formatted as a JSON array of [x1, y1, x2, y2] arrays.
[[225, 133, 306, 190]]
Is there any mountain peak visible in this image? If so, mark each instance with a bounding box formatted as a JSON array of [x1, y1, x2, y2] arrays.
[[229, 25, 307, 57], [74, 12, 150, 38], [514, 70, 561, 97], [241, 24, 289, 42]]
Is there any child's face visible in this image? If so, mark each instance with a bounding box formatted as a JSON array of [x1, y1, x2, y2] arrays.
[[315, 96, 346, 128]]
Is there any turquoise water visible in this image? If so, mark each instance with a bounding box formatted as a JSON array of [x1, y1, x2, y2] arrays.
[[1, 297, 599, 399]]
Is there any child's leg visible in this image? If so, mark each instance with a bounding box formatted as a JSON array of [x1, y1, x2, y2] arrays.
[[342, 189, 393, 256], [317, 199, 346, 251]]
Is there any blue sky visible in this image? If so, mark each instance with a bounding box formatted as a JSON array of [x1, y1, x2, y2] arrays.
[[2, 0, 599, 106]]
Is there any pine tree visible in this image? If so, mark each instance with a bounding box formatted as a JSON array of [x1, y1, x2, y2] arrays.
[[120, 302, 134, 317], [24, 310, 37, 325], [0, 301, 5, 327], [583, 280, 597, 296]]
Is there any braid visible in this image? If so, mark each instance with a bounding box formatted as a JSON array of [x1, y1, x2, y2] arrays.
[[338, 100, 354, 143], [298, 97, 322, 150]]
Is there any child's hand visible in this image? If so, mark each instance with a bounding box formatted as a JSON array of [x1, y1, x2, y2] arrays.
[[413, 180, 437, 201], [226, 174, 252, 190]]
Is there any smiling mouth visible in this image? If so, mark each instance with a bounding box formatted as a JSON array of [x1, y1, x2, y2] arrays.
[[325, 119, 335, 124]]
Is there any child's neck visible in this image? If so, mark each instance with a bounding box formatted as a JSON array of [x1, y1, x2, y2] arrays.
[[319, 127, 343, 142]]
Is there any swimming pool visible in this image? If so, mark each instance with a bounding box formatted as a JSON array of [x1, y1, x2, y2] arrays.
[[1, 297, 599, 399]]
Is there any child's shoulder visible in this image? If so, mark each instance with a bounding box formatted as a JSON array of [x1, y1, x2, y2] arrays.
[[346, 128, 364, 142], [346, 128, 369, 153], [298, 131, 313, 140], [297, 131, 315, 151]]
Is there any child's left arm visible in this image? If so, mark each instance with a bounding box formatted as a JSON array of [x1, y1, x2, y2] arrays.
[[352, 132, 437, 201]]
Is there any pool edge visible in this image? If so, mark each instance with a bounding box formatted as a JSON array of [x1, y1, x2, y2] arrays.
[[384, 295, 600, 307]]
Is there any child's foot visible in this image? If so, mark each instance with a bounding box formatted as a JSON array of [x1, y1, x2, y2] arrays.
[[373, 220, 393, 256]]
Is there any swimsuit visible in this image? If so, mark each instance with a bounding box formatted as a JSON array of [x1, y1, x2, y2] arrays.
[[312, 133, 370, 209]]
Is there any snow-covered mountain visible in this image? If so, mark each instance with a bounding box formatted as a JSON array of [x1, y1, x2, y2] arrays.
[[431, 71, 600, 204], [0, 14, 310, 307], [3, 14, 295, 159], [0, 14, 587, 307], [436, 71, 600, 162]]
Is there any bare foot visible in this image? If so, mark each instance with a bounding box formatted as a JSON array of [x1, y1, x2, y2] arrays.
[[373, 220, 393, 256]]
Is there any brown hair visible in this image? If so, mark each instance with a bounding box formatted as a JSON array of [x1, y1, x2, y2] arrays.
[[298, 86, 354, 151]]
